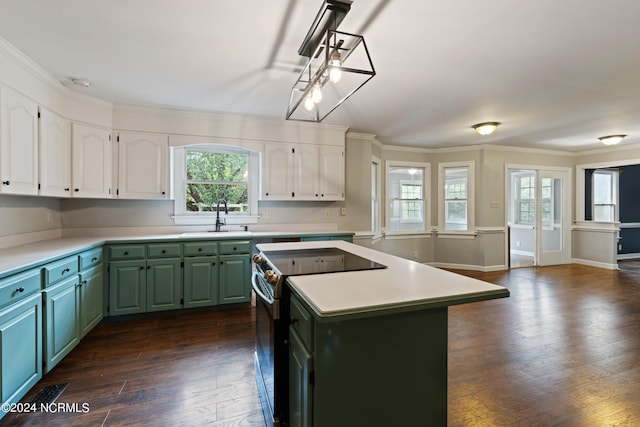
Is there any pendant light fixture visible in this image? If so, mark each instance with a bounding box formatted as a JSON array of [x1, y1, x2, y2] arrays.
[[286, 0, 375, 123]]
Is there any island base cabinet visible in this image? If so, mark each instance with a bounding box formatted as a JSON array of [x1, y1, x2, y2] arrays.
[[289, 328, 313, 427], [0, 293, 42, 419], [291, 299, 448, 427], [43, 275, 81, 373]]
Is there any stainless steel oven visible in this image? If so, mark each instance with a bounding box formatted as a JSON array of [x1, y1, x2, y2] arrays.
[[252, 245, 387, 427], [252, 253, 288, 427]]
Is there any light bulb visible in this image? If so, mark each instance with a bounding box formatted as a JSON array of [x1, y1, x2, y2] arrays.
[[329, 51, 342, 83], [304, 94, 315, 111], [312, 83, 323, 103]]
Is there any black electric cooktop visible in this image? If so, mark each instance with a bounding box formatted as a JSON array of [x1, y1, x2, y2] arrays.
[[261, 247, 387, 276]]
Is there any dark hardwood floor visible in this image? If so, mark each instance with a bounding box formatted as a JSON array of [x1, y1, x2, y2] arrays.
[[2, 264, 639, 426]]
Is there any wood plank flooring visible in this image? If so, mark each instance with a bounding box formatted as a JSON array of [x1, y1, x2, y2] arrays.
[[2, 264, 639, 426]]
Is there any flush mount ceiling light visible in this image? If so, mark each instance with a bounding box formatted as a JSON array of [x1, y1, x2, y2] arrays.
[[472, 122, 500, 136], [69, 77, 92, 88], [286, 0, 375, 123], [598, 134, 626, 146]]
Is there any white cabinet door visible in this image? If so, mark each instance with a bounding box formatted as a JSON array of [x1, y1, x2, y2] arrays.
[[39, 108, 71, 197], [293, 144, 319, 200], [117, 132, 168, 199], [71, 123, 112, 198], [263, 143, 294, 200], [0, 86, 38, 195], [318, 146, 344, 200]]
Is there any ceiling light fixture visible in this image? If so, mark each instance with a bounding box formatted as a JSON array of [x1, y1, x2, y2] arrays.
[[472, 122, 500, 136], [286, 0, 375, 123], [70, 77, 91, 88], [598, 134, 626, 146]]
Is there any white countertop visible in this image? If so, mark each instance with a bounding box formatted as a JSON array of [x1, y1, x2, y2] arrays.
[[257, 240, 509, 319], [0, 231, 353, 278]]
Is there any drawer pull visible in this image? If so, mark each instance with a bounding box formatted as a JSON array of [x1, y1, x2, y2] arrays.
[[2, 180, 10, 186], [62, 268, 70, 275], [198, 248, 202, 252], [91, 257, 98, 262], [16, 287, 25, 293], [124, 251, 129, 255], [161, 249, 166, 254]]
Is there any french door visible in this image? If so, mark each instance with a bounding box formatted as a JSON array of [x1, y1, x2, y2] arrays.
[[508, 168, 571, 267]]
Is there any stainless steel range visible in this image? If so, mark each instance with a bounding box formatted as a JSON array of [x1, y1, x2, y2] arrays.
[[252, 246, 386, 426]]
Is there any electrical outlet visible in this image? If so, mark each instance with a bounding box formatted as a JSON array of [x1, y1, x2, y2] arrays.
[[324, 210, 330, 219], [263, 211, 271, 219], [341, 207, 347, 216], [47, 212, 52, 223]]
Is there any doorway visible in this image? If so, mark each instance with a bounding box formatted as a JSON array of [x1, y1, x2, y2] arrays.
[[507, 167, 571, 267]]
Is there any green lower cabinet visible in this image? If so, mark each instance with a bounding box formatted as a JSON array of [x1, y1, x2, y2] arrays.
[[183, 256, 219, 308], [43, 275, 80, 373], [79, 265, 104, 338], [219, 254, 251, 304], [146, 259, 182, 312], [289, 327, 313, 427], [109, 260, 146, 315], [0, 293, 42, 419]]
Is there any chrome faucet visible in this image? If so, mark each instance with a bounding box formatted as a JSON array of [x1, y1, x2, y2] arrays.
[[215, 198, 228, 232]]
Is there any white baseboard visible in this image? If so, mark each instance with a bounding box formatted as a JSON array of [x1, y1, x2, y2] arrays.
[[572, 258, 618, 270], [617, 253, 640, 260]]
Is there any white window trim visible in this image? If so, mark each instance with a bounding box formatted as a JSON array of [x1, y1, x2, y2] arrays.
[[384, 160, 431, 235], [438, 161, 475, 235], [171, 144, 260, 225], [371, 156, 382, 236]]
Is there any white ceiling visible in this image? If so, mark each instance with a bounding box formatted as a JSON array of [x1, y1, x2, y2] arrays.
[[1, 0, 640, 151]]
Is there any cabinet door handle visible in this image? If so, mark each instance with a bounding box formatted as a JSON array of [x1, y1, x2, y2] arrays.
[[74, 188, 79, 192], [140, 266, 144, 270], [65, 188, 70, 191], [124, 251, 129, 255], [212, 262, 216, 266], [233, 247, 237, 251], [161, 249, 166, 254], [220, 261, 224, 265], [147, 266, 151, 270], [91, 257, 98, 262], [198, 248, 202, 252], [16, 287, 24, 293], [2, 180, 9, 186]]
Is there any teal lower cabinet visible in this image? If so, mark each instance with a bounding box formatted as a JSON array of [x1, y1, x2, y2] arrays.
[[0, 292, 42, 420], [78, 264, 104, 338], [43, 275, 80, 373], [219, 254, 251, 304], [183, 256, 219, 308], [288, 293, 448, 427], [289, 326, 313, 427], [109, 260, 146, 315], [146, 259, 181, 312]]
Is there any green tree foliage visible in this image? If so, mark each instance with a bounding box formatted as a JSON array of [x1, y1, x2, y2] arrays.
[[186, 151, 248, 212]]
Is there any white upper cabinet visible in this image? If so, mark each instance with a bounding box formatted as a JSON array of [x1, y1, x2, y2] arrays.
[[116, 132, 168, 199], [0, 86, 39, 195], [39, 108, 71, 197], [318, 146, 344, 200], [71, 123, 112, 198], [263, 143, 294, 200], [262, 143, 345, 201]]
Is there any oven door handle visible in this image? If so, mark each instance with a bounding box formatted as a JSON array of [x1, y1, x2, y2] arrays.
[[252, 271, 275, 305]]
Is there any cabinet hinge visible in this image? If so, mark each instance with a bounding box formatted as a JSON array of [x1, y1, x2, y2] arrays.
[[181, 261, 184, 268], [292, 192, 295, 197], [38, 183, 41, 190], [37, 111, 41, 118], [309, 371, 315, 386], [109, 134, 112, 142], [116, 189, 119, 195], [180, 298, 184, 305], [292, 147, 295, 154]]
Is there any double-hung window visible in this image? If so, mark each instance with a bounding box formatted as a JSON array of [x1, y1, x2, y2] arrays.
[[171, 144, 259, 225], [386, 161, 430, 232], [592, 169, 618, 222], [438, 161, 475, 232]]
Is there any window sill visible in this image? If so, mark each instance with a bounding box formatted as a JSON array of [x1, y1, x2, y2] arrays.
[[172, 215, 260, 226], [383, 230, 433, 239]]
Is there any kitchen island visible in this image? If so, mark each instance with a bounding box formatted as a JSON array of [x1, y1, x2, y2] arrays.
[[256, 240, 509, 427]]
